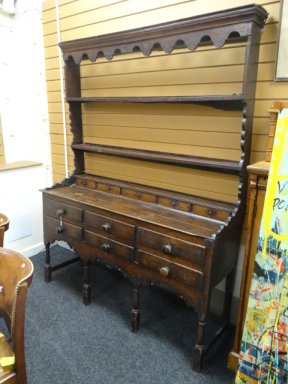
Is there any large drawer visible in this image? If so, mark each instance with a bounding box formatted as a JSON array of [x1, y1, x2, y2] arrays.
[[85, 211, 135, 242], [137, 228, 205, 266], [137, 250, 203, 288], [44, 216, 83, 241], [85, 231, 134, 261], [44, 198, 83, 224]]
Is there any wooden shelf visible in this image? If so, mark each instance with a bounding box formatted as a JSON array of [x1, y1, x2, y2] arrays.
[[72, 143, 242, 174], [66, 95, 244, 110]]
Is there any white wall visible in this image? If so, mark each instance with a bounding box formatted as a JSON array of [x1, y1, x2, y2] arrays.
[[0, 0, 52, 256]]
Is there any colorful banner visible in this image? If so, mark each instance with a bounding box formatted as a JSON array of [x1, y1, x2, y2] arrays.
[[236, 109, 288, 384]]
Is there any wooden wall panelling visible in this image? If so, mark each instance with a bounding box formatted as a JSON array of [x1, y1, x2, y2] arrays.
[[42, 0, 287, 188]]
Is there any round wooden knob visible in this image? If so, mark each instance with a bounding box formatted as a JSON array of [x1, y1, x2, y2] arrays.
[[100, 243, 110, 252], [101, 223, 111, 233], [56, 225, 64, 234], [159, 266, 170, 277], [162, 243, 173, 255]]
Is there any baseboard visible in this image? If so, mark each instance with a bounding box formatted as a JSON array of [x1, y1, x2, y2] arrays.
[[20, 242, 45, 258]]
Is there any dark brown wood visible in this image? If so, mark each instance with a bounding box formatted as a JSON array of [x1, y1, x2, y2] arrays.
[[71, 143, 242, 174], [42, 4, 268, 372], [66, 95, 244, 110], [82, 260, 91, 305], [59, 4, 267, 64], [131, 284, 140, 332]]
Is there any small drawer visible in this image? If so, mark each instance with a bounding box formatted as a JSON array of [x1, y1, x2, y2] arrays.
[[97, 182, 120, 194], [44, 216, 83, 241], [75, 178, 97, 189], [44, 198, 83, 223], [137, 250, 203, 288], [137, 228, 205, 265], [192, 205, 230, 221], [85, 231, 134, 261], [121, 188, 156, 203], [158, 197, 190, 212], [85, 211, 135, 242]]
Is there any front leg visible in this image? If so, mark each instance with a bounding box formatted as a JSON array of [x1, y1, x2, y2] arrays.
[[82, 260, 91, 305], [44, 242, 52, 283], [131, 284, 140, 332], [193, 315, 207, 372]]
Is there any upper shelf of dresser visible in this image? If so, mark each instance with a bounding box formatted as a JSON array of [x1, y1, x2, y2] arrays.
[[59, 4, 268, 65], [58, 4, 268, 204]]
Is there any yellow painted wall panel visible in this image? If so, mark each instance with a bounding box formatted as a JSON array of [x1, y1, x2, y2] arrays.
[[42, 20, 57, 36], [81, 45, 246, 78], [0, 129, 4, 163], [46, 80, 62, 92], [82, 113, 241, 133], [42, 0, 287, 200], [60, 1, 194, 32], [84, 154, 239, 203], [44, 33, 58, 48], [45, 57, 60, 70], [50, 123, 64, 134], [81, 66, 244, 90], [82, 83, 242, 97], [45, 68, 61, 81], [45, 45, 59, 59], [59, 0, 270, 41], [85, 137, 240, 160], [48, 102, 66, 113], [47, 91, 62, 103], [42, 0, 55, 12], [51, 152, 65, 165], [43, 7, 58, 23], [82, 102, 241, 117], [60, 0, 135, 19]]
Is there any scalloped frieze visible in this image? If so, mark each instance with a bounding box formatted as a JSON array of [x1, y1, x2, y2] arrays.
[[64, 25, 247, 64]]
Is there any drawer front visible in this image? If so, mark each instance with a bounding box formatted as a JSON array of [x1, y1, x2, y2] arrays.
[[192, 205, 230, 222], [85, 231, 134, 261], [97, 182, 120, 194], [85, 211, 135, 241], [121, 187, 156, 203], [137, 250, 203, 288], [137, 228, 205, 265], [158, 196, 190, 212], [44, 198, 83, 224], [44, 216, 83, 241]]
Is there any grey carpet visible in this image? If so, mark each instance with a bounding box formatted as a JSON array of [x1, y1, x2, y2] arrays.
[[23, 245, 236, 384]]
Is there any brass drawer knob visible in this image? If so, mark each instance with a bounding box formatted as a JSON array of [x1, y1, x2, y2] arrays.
[[101, 223, 111, 233], [56, 225, 64, 234], [100, 243, 110, 252], [56, 209, 65, 217], [160, 266, 170, 277], [162, 243, 173, 255]]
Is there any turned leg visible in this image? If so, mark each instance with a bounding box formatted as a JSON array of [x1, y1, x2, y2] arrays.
[[82, 260, 91, 305], [193, 315, 207, 372], [44, 243, 52, 283], [131, 284, 140, 332]]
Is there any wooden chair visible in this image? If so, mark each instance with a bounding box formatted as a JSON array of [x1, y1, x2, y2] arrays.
[[0, 248, 34, 384], [0, 214, 9, 247]]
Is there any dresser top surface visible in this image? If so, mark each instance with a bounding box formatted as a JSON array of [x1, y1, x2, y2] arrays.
[[43, 184, 227, 239]]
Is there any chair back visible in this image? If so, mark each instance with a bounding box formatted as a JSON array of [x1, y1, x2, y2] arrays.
[[0, 214, 9, 248], [0, 248, 34, 384]]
